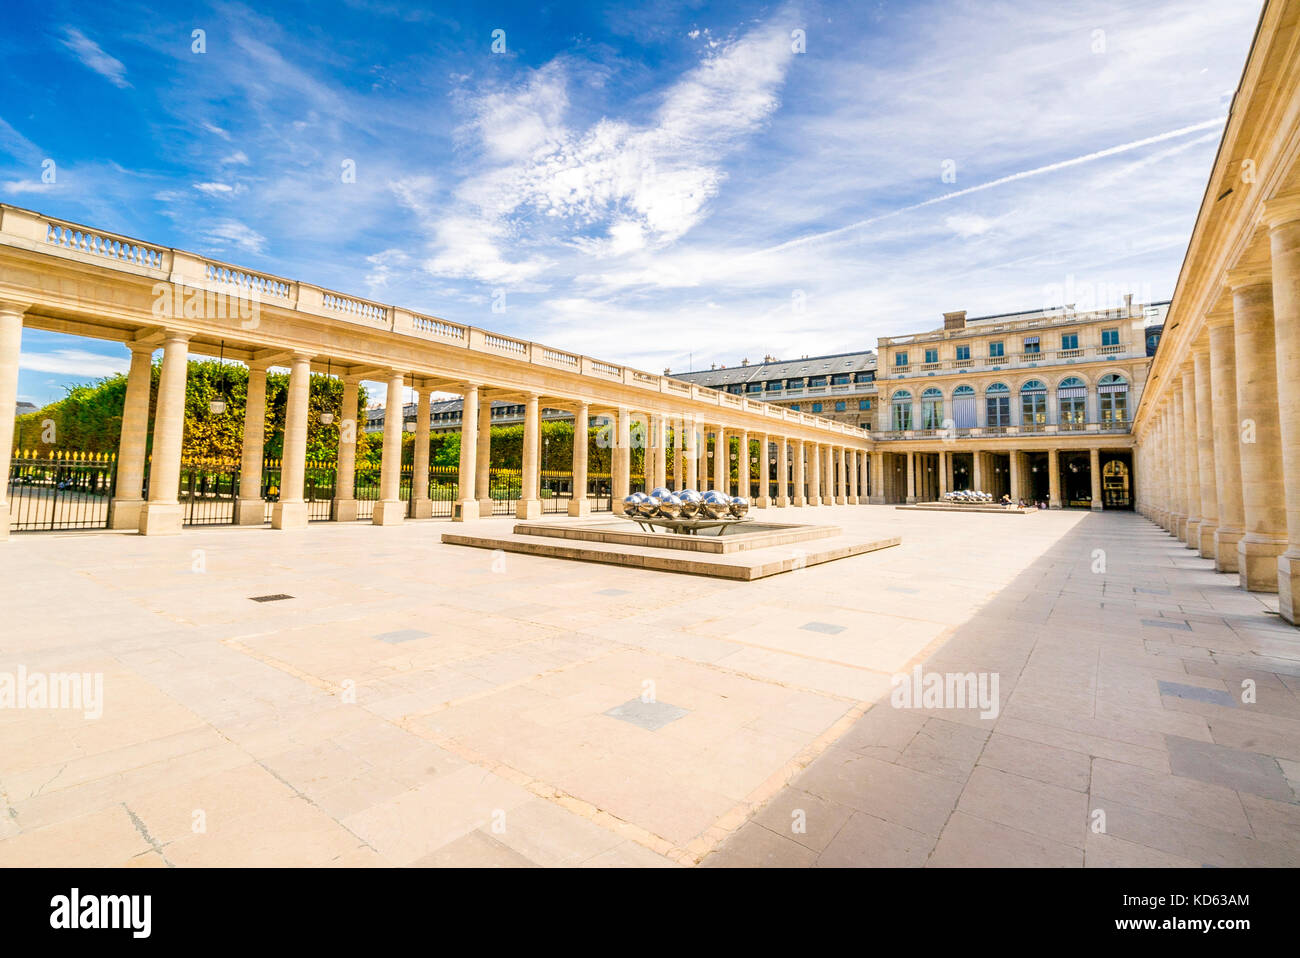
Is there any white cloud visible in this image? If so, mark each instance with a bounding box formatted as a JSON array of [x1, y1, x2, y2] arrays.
[[201, 220, 268, 254], [194, 182, 235, 195], [20, 348, 130, 378], [59, 27, 129, 89]]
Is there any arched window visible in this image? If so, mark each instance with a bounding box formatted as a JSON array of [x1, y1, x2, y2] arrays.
[[952, 384, 976, 429], [1020, 379, 1047, 429], [986, 382, 1010, 428], [1058, 376, 1087, 427], [921, 388, 944, 430], [891, 390, 913, 431], [1099, 374, 1128, 425]]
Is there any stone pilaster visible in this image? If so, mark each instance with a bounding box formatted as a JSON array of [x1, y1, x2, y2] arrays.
[[332, 378, 360, 522], [517, 393, 542, 519], [409, 387, 433, 519], [1192, 343, 1218, 556], [371, 369, 406, 526], [272, 353, 313, 530], [1264, 196, 1300, 621], [569, 402, 590, 517], [454, 382, 480, 521]]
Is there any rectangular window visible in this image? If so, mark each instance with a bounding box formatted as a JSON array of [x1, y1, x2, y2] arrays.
[[1023, 336, 1040, 354], [766, 380, 782, 391], [956, 345, 970, 361], [831, 374, 850, 385], [811, 402, 823, 413], [747, 382, 762, 393], [858, 399, 870, 410], [855, 371, 875, 383], [786, 378, 804, 389], [1102, 328, 1119, 346], [1061, 333, 1078, 350], [986, 396, 1011, 427], [895, 352, 909, 366], [809, 376, 827, 387], [835, 401, 846, 412], [790, 403, 800, 411], [924, 348, 938, 364], [988, 341, 1004, 358]]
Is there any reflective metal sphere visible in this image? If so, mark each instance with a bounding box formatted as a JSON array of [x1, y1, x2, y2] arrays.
[[701, 490, 730, 519], [657, 493, 683, 518], [623, 492, 647, 513], [650, 486, 674, 501], [637, 496, 661, 518], [728, 497, 749, 517], [677, 489, 703, 517]]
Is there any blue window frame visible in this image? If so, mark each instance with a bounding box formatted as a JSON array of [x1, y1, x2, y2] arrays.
[[988, 341, 1004, 358], [835, 401, 846, 412], [1061, 333, 1078, 350], [924, 348, 938, 364], [895, 352, 909, 366], [956, 345, 970, 360], [811, 402, 823, 413], [1102, 328, 1119, 346]]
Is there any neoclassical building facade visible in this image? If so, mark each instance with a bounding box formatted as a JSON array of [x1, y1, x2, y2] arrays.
[[1134, 0, 1300, 623]]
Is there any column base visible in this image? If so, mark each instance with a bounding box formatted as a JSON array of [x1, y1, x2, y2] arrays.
[[139, 501, 184, 536], [237, 498, 267, 525], [409, 498, 433, 520], [477, 498, 495, 518], [567, 497, 591, 518], [0, 502, 9, 540], [1238, 534, 1286, 593], [1278, 551, 1300, 625], [755, 497, 771, 509], [109, 498, 144, 530], [372, 500, 406, 525], [613, 500, 629, 515], [1173, 516, 1186, 539], [1197, 522, 1218, 559], [836, 496, 847, 505], [791, 496, 805, 507], [846, 496, 858, 505], [453, 500, 480, 522], [271, 501, 309, 530], [1090, 502, 1103, 512], [869, 496, 885, 505], [332, 498, 358, 522], [516, 499, 542, 520], [1184, 518, 1202, 549], [775, 496, 790, 508]]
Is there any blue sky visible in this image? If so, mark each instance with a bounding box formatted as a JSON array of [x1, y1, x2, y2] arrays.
[[0, 0, 1263, 407]]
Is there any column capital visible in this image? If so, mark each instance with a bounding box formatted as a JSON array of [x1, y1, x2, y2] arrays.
[[0, 299, 29, 317], [126, 341, 158, 356], [160, 329, 193, 345], [1261, 191, 1300, 230], [1204, 307, 1234, 330], [1224, 264, 1272, 292]]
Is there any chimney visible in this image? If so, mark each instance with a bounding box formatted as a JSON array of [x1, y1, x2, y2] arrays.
[[1124, 293, 1133, 315], [711, 363, 717, 370], [741, 357, 749, 366], [943, 310, 967, 330]]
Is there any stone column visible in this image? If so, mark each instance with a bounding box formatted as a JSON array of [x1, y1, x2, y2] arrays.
[[372, 370, 406, 525], [1048, 450, 1061, 509], [1192, 343, 1219, 556], [235, 359, 269, 526], [333, 378, 360, 521], [1170, 383, 1186, 538], [824, 445, 835, 504], [476, 397, 493, 517], [1229, 271, 1288, 591], [1008, 450, 1019, 505], [517, 393, 542, 519], [1089, 447, 1102, 511], [454, 383, 480, 521], [794, 442, 808, 506], [612, 407, 632, 512], [409, 388, 432, 519], [569, 402, 590, 517], [836, 447, 847, 504], [1265, 197, 1300, 620], [271, 353, 312, 530], [776, 436, 789, 506], [684, 417, 699, 490], [0, 303, 23, 540], [139, 332, 191, 535], [654, 416, 668, 490], [755, 433, 771, 507], [712, 427, 726, 493], [109, 343, 156, 530], [1180, 363, 1202, 548], [672, 419, 683, 490], [847, 446, 858, 504], [737, 429, 750, 501], [972, 450, 983, 495]]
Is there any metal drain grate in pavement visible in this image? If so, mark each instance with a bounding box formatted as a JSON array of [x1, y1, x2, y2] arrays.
[[250, 594, 294, 603]]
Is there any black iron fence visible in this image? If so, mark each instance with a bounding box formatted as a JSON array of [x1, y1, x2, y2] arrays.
[[7, 450, 116, 531]]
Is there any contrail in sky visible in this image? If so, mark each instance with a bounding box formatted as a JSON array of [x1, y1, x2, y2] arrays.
[[748, 117, 1228, 258]]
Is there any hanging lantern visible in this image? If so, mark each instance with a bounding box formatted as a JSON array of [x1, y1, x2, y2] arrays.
[[209, 341, 228, 414]]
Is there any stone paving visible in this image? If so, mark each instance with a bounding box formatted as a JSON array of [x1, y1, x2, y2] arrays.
[[0, 505, 1296, 867]]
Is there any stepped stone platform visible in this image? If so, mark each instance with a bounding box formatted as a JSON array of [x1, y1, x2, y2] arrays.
[[896, 503, 1036, 514], [442, 518, 900, 580]]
